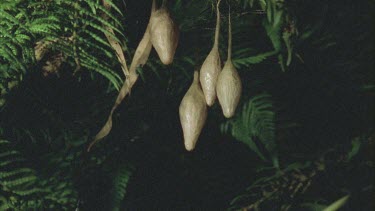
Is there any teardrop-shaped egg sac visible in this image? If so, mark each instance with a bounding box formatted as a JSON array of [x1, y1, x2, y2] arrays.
[[179, 71, 207, 151], [199, 0, 222, 106], [216, 60, 242, 118], [150, 8, 179, 65], [199, 48, 221, 106]]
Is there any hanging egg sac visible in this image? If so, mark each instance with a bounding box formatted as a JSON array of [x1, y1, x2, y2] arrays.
[[216, 60, 241, 118], [149, 6, 179, 65], [200, 47, 221, 106], [216, 10, 242, 118], [179, 71, 207, 151], [199, 0, 222, 106]]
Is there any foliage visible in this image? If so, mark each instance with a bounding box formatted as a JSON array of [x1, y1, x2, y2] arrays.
[[221, 93, 278, 167], [0, 131, 136, 210], [110, 163, 134, 211], [0, 0, 373, 210], [0, 139, 77, 210], [0, 0, 125, 92], [228, 133, 373, 210], [0, 71, 135, 210]]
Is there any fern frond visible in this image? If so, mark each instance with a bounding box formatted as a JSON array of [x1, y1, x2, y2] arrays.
[[0, 0, 129, 90], [28, 23, 59, 35], [221, 93, 278, 166], [0, 139, 77, 209], [76, 36, 114, 58], [0, 10, 20, 25], [110, 164, 134, 211], [95, 3, 123, 26], [263, 18, 282, 52], [79, 50, 122, 89], [233, 51, 277, 68], [82, 20, 122, 44], [79, 6, 123, 33], [0, 45, 25, 71], [101, 0, 123, 16], [14, 34, 31, 44], [0, 141, 39, 196], [82, 28, 113, 48]]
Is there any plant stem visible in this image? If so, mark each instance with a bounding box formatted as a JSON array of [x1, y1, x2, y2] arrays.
[[227, 5, 232, 60], [214, 0, 221, 48]]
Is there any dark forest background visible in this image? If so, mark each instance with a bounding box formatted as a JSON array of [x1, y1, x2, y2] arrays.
[[0, 0, 373, 210]]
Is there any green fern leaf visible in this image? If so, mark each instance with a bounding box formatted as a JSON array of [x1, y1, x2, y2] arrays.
[[233, 51, 277, 68], [100, 0, 123, 16], [28, 23, 59, 35], [222, 94, 278, 166], [80, 7, 123, 33], [77, 36, 114, 58], [96, 3, 123, 26], [78, 48, 123, 83], [263, 18, 282, 52], [82, 29, 113, 48], [0, 138, 77, 209], [80, 60, 121, 90], [110, 164, 134, 211], [82, 20, 122, 44], [0, 10, 20, 25]]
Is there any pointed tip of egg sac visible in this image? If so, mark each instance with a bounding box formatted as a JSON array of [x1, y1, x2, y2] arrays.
[[184, 141, 195, 151], [223, 108, 235, 118], [183, 131, 198, 151], [159, 54, 174, 65], [205, 96, 216, 107]]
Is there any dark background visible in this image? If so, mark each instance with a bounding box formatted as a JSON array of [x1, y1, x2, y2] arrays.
[[0, 0, 373, 210]]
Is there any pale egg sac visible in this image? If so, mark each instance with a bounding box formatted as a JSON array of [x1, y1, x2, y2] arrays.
[[149, 3, 179, 65], [179, 71, 207, 151], [216, 10, 242, 118], [199, 0, 222, 106]]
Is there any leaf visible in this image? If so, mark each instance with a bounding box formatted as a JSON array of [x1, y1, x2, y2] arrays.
[[233, 51, 277, 68], [96, 3, 123, 26], [323, 195, 350, 211], [259, 0, 266, 10], [88, 21, 153, 151], [79, 9, 123, 36], [222, 93, 277, 165], [80, 60, 121, 90], [283, 31, 293, 66], [110, 164, 134, 211], [101, 0, 123, 16], [76, 36, 113, 58], [263, 18, 282, 52], [278, 54, 286, 72], [300, 202, 328, 211], [0, 138, 77, 208], [273, 10, 283, 27], [82, 29, 112, 48], [0, 10, 20, 24], [347, 137, 361, 161], [83, 21, 122, 44], [86, 0, 97, 14], [266, 0, 272, 23]]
